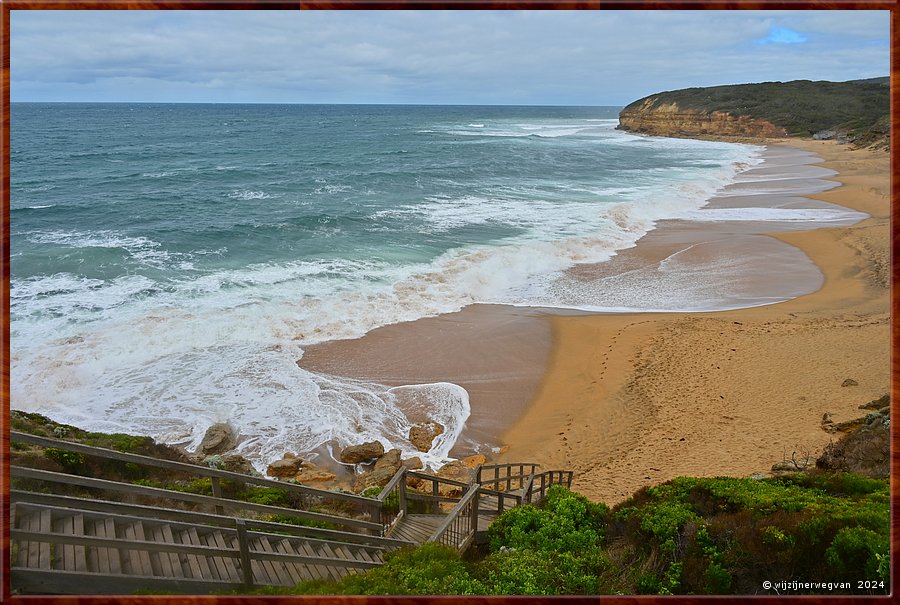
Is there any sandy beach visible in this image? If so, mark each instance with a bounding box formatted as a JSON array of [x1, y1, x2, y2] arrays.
[[499, 138, 890, 504], [301, 138, 889, 504]]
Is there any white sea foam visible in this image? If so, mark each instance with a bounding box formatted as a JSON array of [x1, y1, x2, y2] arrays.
[[10, 125, 783, 470], [228, 190, 274, 200], [683, 207, 868, 224]]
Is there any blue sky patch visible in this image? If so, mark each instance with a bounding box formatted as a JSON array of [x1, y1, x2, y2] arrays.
[[757, 27, 808, 45]]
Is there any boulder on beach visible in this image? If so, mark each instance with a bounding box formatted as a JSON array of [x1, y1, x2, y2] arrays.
[[340, 441, 385, 464], [402, 456, 424, 470], [267, 454, 303, 478], [221, 453, 255, 475], [356, 448, 403, 490], [461, 454, 487, 469], [409, 422, 444, 452], [294, 462, 337, 484], [198, 423, 237, 456]]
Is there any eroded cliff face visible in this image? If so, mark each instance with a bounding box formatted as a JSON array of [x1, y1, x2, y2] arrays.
[[618, 100, 787, 139]]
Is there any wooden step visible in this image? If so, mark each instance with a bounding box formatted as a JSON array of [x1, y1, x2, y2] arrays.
[[14, 509, 49, 569], [254, 536, 293, 586], [90, 517, 121, 575], [121, 521, 154, 576], [273, 538, 310, 585], [149, 523, 184, 578], [50, 513, 87, 572], [175, 527, 213, 580]]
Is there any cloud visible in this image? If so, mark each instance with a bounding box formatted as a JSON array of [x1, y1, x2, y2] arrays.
[[10, 10, 888, 105], [756, 26, 808, 45]]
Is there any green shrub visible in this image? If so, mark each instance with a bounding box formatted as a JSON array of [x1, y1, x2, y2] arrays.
[[238, 486, 291, 507], [44, 447, 85, 471], [487, 486, 608, 555], [479, 549, 557, 595], [297, 543, 484, 595], [825, 526, 888, 578]]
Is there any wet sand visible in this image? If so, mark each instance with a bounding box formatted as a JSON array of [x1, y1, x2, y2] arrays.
[[499, 139, 889, 503], [301, 139, 889, 503]]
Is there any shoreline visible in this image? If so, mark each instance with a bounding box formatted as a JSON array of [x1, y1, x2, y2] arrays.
[[300, 138, 889, 498], [497, 138, 889, 503]]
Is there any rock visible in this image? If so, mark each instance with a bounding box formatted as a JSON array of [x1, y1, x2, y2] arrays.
[[813, 129, 837, 140], [267, 455, 303, 478], [859, 394, 890, 410], [221, 453, 255, 475], [402, 456, 424, 470], [436, 460, 474, 485], [409, 422, 444, 452], [294, 463, 336, 484], [340, 441, 385, 464], [460, 454, 487, 469], [356, 449, 403, 490], [198, 423, 236, 456], [841, 378, 859, 387]]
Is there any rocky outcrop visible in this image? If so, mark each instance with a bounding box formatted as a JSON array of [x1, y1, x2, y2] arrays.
[[197, 423, 237, 456], [355, 448, 402, 490], [618, 100, 786, 139], [402, 456, 424, 470], [409, 422, 444, 452], [340, 441, 385, 464], [294, 462, 336, 484], [267, 453, 303, 478]]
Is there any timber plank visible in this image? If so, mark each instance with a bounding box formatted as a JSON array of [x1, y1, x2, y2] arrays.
[[254, 536, 291, 586], [311, 542, 341, 582], [186, 528, 214, 579], [295, 539, 332, 582], [159, 524, 186, 578], [51, 514, 73, 571], [21, 510, 40, 568], [246, 537, 273, 586], [273, 538, 308, 585], [38, 509, 52, 570], [92, 517, 122, 575], [131, 522, 154, 576], [209, 531, 240, 582]]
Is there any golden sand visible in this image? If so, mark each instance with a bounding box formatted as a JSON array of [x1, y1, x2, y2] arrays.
[[497, 139, 890, 504]]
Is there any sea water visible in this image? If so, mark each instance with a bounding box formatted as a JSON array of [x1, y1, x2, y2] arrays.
[[12, 103, 773, 468]]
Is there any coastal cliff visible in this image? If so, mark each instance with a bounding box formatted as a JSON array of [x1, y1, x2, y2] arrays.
[[618, 78, 889, 146], [619, 100, 786, 138]]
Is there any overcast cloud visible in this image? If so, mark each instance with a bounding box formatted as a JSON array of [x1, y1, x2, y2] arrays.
[[11, 10, 890, 105]]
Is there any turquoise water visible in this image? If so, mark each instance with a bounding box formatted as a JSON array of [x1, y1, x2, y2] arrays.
[[11, 103, 761, 466]]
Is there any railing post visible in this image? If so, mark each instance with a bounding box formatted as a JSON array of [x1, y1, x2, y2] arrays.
[[235, 519, 254, 589], [475, 465, 482, 485], [431, 480, 440, 514], [211, 477, 225, 515], [399, 475, 408, 515], [470, 488, 480, 536]]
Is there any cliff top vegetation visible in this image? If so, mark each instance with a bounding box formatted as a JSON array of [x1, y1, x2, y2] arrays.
[[621, 78, 889, 143]]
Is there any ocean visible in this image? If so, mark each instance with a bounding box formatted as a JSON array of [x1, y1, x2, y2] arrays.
[[12, 102, 772, 468]]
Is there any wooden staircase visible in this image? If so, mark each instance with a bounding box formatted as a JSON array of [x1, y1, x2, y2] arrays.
[[12, 499, 392, 594], [10, 431, 574, 595]]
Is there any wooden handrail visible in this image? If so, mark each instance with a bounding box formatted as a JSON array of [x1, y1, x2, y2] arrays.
[[522, 473, 536, 504], [12, 465, 382, 533], [11, 490, 412, 548], [377, 467, 407, 502], [405, 470, 470, 489], [426, 483, 480, 548], [11, 431, 377, 509]]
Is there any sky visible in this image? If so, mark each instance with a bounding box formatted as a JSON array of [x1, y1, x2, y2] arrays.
[[10, 10, 890, 106]]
